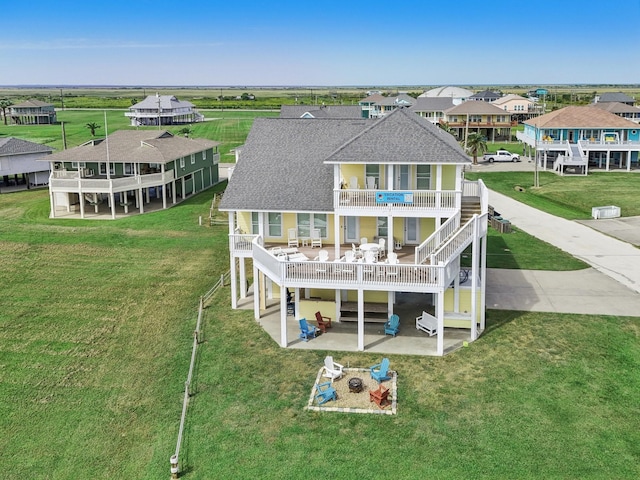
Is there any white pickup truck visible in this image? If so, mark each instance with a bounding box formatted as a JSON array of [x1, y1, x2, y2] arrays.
[[483, 150, 520, 163]]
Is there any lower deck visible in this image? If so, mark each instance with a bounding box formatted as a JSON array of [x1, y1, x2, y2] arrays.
[[241, 292, 475, 356]]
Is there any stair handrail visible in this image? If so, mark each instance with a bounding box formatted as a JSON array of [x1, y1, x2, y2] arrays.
[[415, 212, 460, 264]]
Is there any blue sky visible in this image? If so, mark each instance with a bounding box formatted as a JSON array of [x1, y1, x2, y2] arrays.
[[2, 0, 639, 86]]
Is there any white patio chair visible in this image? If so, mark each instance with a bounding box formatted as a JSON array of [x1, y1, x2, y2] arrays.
[[386, 252, 399, 278], [349, 176, 360, 189], [288, 228, 299, 248], [352, 243, 362, 259], [311, 228, 322, 248], [378, 238, 386, 258], [365, 176, 377, 189], [344, 250, 355, 262], [322, 356, 344, 381], [360, 237, 368, 245]]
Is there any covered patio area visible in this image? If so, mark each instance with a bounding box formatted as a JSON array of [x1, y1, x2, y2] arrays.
[[239, 291, 472, 356]]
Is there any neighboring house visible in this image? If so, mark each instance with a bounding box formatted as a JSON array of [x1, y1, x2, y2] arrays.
[[0, 137, 53, 191], [40, 130, 219, 219], [469, 90, 502, 102], [219, 108, 489, 356], [409, 97, 455, 125], [359, 93, 414, 118], [418, 86, 473, 105], [359, 93, 386, 118], [8, 99, 56, 125], [125, 95, 204, 126], [492, 94, 543, 123], [594, 92, 635, 106], [444, 101, 512, 142], [279, 105, 362, 119], [517, 106, 640, 174], [591, 101, 640, 124]]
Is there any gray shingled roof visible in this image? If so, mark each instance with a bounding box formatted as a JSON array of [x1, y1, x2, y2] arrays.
[[325, 108, 469, 165], [130, 95, 195, 110], [409, 97, 455, 112], [597, 92, 635, 104], [9, 99, 54, 108], [470, 90, 501, 100], [220, 110, 470, 213], [445, 101, 508, 115], [279, 105, 362, 119], [0, 137, 53, 156], [591, 102, 640, 114], [43, 130, 219, 164], [219, 118, 371, 212]]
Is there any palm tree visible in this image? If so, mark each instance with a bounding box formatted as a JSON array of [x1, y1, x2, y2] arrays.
[[465, 132, 487, 165], [85, 122, 101, 136], [0, 99, 11, 125]]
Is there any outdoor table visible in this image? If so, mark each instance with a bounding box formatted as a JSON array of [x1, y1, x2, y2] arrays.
[[359, 243, 380, 253]]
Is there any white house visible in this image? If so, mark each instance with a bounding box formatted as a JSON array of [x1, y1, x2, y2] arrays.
[[0, 137, 52, 191], [125, 95, 204, 127]]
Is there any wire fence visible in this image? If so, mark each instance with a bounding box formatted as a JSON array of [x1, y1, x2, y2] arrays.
[[170, 270, 230, 478]]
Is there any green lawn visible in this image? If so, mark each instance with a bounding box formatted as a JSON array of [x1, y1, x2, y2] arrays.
[[1, 189, 638, 479], [0, 109, 275, 157], [466, 171, 640, 219]]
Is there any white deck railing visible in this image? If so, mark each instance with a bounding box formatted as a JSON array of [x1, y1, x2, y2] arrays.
[[335, 189, 458, 212], [230, 233, 259, 255], [49, 171, 175, 193], [252, 242, 444, 290]]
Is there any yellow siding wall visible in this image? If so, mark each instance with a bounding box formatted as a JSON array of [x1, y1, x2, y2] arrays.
[[340, 165, 364, 188], [345, 290, 387, 303], [441, 165, 457, 190], [444, 287, 482, 326]]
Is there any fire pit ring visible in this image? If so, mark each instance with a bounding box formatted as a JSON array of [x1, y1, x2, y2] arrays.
[[348, 377, 364, 393]]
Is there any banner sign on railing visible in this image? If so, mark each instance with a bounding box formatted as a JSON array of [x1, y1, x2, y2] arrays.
[[376, 191, 413, 204]]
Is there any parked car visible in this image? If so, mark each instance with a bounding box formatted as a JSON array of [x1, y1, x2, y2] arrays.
[[483, 150, 520, 162]]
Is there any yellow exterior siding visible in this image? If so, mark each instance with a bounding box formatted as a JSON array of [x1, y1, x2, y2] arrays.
[[441, 165, 457, 190]]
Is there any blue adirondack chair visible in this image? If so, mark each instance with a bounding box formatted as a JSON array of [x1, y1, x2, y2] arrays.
[[299, 318, 318, 342], [384, 314, 400, 337], [370, 358, 391, 383], [315, 381, 337, 405]]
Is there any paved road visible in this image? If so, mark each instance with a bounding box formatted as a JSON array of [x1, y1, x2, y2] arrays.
[[486, 189, 640, 317]]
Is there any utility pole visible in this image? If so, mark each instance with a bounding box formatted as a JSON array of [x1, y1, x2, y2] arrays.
[[60, 88, 64, 110]]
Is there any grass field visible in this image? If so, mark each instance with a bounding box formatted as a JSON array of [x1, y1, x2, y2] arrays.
[[1, 189, 638, 479], [465, 171, 640, 219], [0, 109, 276, 157]]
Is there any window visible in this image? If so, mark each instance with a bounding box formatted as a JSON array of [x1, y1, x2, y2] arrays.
[[365, 164, 380, 188], [268, 213, 282, 237], [180, 158, 185, 168], [251, 212, 259, 235], [470, 115, 482, 123], [584, 130, 600, 141], [190, 154, 195, 165], [416, 165, 431, 190], [124, 163, 135, 175], [99, 163, 115, 175], [377, 217, 388, 237], [71, 162, 86, 169], [203, 150, 207, 160], [296, 213, 327, 238]]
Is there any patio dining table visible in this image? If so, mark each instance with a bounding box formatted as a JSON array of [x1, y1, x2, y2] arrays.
[[359, 243, 380, 253]]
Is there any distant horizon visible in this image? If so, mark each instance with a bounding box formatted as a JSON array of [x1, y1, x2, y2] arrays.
[[2, 83, 640, 90]]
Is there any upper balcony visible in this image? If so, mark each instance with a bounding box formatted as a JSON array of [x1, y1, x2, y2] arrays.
[[49, 169, 175, 194], [334, 188, 459, 217]]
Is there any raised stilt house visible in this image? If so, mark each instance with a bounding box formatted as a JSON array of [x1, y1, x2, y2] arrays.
[[39, 130, 219, 219], [219, 108, 489, 356]]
